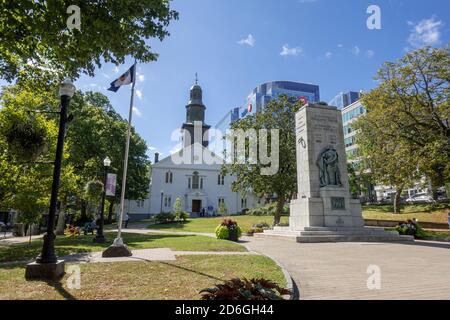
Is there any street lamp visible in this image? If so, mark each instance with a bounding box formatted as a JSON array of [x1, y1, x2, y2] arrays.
[[160, 190, 164, 213], [93, 156, 111, 243], [25, 78, 75, 280]]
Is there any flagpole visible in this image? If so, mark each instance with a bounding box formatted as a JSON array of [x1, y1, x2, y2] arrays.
[[114, 61, 137, 246]]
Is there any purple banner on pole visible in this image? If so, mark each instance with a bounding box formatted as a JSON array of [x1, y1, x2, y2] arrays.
[[105, 173, 117, 197]]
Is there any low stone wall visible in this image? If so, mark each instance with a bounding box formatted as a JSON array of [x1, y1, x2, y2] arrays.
[[364, 219, 449, 230]]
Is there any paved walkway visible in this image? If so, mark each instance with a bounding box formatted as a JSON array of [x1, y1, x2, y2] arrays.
[[109, 227, 215, 237], [243, 236, 450, 300], [0, 234, 43, 245], [62, 248, 258, 264]]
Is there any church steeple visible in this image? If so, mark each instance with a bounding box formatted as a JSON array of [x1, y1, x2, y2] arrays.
[[182, 74, 211, 148], [186, 74, 206, 123]]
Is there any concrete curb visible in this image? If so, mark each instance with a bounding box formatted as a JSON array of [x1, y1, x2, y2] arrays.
[[241, 240, 297, 300]]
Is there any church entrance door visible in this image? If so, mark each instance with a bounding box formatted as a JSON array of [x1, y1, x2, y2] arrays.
[[192, 200, 201, 213]]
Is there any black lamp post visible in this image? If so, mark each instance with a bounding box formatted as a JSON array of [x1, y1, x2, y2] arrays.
[[25, 79, 75, 279], [94, 156, 111, 243], [160, 190, 164, 213]]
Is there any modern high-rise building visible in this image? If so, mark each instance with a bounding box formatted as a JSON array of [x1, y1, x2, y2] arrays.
[[329, 91, 361, 110], [247, 81, 320, 113]]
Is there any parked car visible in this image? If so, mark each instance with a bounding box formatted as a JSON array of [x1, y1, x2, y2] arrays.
[[405, 193, 435, 204]]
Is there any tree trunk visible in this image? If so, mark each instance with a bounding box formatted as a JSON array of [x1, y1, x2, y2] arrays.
[[56, 198, 67, 235], [393, 186, 403, 214], [80, 200, 88, 223], [273, 194, 285, 226]]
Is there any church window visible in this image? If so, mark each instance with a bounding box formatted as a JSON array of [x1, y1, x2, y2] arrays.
[[200, 178, 203, 189], [218, 197, 225, 206], [217, 174, 225, 185], [241, 198, 247, 209], [192, 171, 199, 189], [188, 177, 191, 189], [165, 171, 173, 184]]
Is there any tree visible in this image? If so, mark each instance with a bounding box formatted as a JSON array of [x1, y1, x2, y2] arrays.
[[65, 91, 151, 223], [354, 117, 419, 212], [0, 82, 150, 228], [222, 95, 303, 224], [0, 0, 178, 82], [355, 44, 450, 201]]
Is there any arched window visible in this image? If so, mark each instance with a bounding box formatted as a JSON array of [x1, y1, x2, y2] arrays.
[[165, 171, 173, 184], [192, 171, 199, 189]]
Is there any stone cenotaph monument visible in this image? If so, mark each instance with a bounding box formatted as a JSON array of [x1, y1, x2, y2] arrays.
[[260, 103, 412, 242]]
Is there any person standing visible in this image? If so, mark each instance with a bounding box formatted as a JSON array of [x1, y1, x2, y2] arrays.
[[124, 213, 130, 228]]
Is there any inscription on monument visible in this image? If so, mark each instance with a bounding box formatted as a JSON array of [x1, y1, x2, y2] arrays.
[[331, 197, 345, 210]]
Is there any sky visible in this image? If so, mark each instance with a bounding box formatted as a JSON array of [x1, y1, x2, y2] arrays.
[[7, 0, 450, 162]]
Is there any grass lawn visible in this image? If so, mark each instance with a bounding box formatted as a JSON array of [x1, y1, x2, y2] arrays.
[[362, 203, 450, 223], [0, 232, 246, 263], [148, 215, 289, 234], [0, 255, 285, 300]]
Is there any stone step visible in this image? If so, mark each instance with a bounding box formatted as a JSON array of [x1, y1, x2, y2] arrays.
[[256, 228, 414, 243], [296, 234, 414, 243]]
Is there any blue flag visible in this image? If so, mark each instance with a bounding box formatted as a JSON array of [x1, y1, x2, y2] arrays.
[[108, 64, 135, 92]]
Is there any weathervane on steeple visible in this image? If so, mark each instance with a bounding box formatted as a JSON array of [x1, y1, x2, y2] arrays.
[[195, 72, 198, 85]]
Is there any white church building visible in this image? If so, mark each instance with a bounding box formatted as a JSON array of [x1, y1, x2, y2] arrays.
[[122, 80, 256, 220]]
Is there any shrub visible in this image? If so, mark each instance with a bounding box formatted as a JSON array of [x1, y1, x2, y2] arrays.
[[252, 222, 270, 229], [155, 212, 175, 223], [396, 219, 427, 239], [175, 211, 189, 221], [200, 278, 291, 300], [215, 225, 229, 239], [247, 203, 277, 216], [215, 219, 242, 240]]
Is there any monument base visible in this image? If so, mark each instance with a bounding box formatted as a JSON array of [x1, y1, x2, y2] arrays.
[[256, 226, 414, 243], [25, 260, 65, 280]]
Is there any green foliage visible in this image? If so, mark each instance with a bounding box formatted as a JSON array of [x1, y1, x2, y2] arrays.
[[354, 44, 450, 205], [215, 219, 243, 240], [247, 203, 276, 216], [218, 201, 228, 216], [215, 225, 229, 239], [0, 81, 149, 224], [155, 212, 175, 224], [0, 1, 178, 82], [200, 278, 291, 300], [84, 180, 103, 203], [222, 95, 302, 224], [172, 197, 188, 221], [395, 220, 427, 239]]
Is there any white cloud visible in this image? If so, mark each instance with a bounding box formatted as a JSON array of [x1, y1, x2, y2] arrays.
[[114, 66, 119, 73], [280, 44, 302, 56], [325, 51, 333, 59], [351, 45, 360, 56], [337, 44, 343, 48], [101, 73, 110, 79], [365, 50, 375, 58], [132, 106, 142, 117], [298, 0, 317, 3], [148, 146, 156, 151], [138, 74, 145, 82], [169, 143, 182, 155], [238, 34, 255, 47], [136, 89, 143, 100], [407, 17, 443, 47]]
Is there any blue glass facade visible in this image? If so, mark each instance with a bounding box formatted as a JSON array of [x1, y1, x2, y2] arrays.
[[329, 91, 360, 110], [247, 81, 320, 112]]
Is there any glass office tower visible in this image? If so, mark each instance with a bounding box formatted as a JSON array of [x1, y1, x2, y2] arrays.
[[247, 81, 320, 113], [329, 91, 361, 110]]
